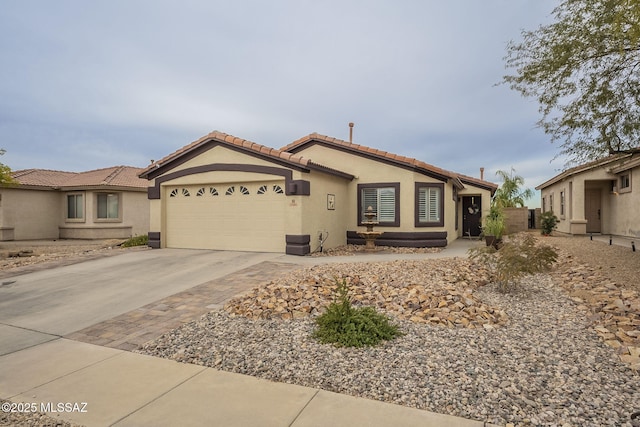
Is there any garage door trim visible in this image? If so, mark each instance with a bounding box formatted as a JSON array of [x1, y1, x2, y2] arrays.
[[148, 164, 307, 199]]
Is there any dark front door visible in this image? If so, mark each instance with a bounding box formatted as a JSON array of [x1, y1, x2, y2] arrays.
[[462, 196, 482, 237]]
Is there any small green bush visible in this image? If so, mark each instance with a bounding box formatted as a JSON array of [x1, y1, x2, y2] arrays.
[[540, 211, 559, 235], [469, 233, 558, 292], [313, 279, 402, 348], [121, 234, 149, 247]]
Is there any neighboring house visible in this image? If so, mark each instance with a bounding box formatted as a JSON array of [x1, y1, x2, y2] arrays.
[[0, 166, 149, 241], [536, 152, 639, 237], [139, 131, 497, 254]]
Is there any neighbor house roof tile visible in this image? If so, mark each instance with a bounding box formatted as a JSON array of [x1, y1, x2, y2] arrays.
[[12, 166, 147, 189]]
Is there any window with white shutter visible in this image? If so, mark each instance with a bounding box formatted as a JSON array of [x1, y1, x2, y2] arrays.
[[415, 183, 444, 227], [357, 183, 400, 226]]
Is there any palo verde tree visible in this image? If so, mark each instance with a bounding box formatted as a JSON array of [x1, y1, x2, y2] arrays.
[[493, 168, 534, 208], [503, 0, 640, 168]]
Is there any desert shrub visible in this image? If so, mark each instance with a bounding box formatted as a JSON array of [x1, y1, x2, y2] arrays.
[[469, 233, 558, 292], [121, 234, 149, 247], [313, 279, 402, 348], [540, 211, 559, 235]]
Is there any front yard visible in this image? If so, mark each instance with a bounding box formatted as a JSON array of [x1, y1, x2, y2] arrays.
[[139, 234, 640, 426]]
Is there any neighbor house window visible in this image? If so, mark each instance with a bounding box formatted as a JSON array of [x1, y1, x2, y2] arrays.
[[67, 193, 84, 220], [619, 172, 631, 193], [560, 190, 565, 216], [549, 194, 554, 212], [358, 183, 400, 226], [97, 193, 120, 219], [415, 183, 444, 227]]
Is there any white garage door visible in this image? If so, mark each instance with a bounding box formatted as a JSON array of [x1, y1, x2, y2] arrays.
[[165, 181, 286, 252]]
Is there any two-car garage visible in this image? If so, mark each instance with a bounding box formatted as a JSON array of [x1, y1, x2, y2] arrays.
[[164, 180, 287, 252]]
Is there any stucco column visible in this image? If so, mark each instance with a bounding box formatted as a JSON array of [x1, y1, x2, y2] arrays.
[[569, 179, 587, 234]]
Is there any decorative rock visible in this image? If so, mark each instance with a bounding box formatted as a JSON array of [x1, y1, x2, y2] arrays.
[[224, 258, 508, 329], [140, 273, 640, 427]]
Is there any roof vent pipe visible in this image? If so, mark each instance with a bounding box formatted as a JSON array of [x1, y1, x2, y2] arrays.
[[349, 122, 354, 143], [480, 167, 485, 180]]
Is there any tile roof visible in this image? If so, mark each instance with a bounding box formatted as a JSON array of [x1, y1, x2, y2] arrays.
[[12, 169, 77, 187], [12, 166, 148, 189], [138, 131, 312, 178], [137, 130, 496, 191], [282, 133, 498, 191]]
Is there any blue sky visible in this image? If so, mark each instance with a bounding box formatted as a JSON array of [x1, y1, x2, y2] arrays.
[[0, 1, 560, 207]]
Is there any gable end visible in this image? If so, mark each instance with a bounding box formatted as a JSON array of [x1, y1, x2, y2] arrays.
[[143, 138, 312, 181]]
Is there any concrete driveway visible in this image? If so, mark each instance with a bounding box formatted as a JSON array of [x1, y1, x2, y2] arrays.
[[0, 249, 282, 356]]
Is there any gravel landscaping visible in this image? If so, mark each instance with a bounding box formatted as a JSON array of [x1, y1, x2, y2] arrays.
[[139, 234, 640, 426], [0, 239, 135, 273]]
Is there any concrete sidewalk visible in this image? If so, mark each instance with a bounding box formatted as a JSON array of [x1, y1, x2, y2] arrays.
[[0, 239, 493, 427], [0, 338, 492, 427]]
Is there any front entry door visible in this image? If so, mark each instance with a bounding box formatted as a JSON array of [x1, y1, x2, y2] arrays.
[[585, 189, 602, 233], [462, 196, 482, 237]]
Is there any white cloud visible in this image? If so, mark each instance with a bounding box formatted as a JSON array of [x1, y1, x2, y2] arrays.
[[0, 0, 560, 182]]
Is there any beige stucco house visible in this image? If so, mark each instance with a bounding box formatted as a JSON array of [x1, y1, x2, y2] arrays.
[[536, 152, 639, 237], [1, 166, 149, 241], [139, 131, 497, 254]]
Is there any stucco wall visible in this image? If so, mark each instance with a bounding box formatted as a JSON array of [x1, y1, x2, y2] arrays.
[[608, 166, 639, 237], [122, 190, 150, 236], [299, 171, 350, 252], [0, 188, 60, 240]]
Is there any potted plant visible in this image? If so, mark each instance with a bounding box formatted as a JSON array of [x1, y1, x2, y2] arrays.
[[483, 205, 505, 249]]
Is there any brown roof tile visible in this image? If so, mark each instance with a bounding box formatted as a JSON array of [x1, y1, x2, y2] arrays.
[[139, 131, 311, 178], [281, 133, 498, 191], [12, 166, 148, 189], [12, 169, 77, 187]]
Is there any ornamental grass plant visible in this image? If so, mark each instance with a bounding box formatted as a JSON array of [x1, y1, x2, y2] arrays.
[[313, 278, 402, 348]]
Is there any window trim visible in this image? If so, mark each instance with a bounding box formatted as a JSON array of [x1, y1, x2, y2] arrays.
[[619, 171, 632, 194], [66, 192, 85, 222], [357, 183, 400, 227], [414, 182, 444, 227], [95, 192, 122, 222]]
